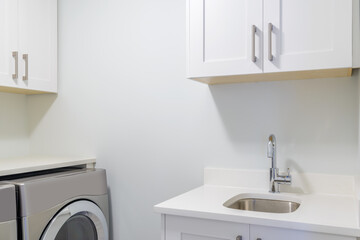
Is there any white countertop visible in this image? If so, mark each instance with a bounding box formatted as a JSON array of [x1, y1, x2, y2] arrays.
[[154, 168, 360, 237], [0, 155, 96, 177]]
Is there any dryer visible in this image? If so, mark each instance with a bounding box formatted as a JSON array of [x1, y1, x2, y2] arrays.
[[0, 184, 17, 240], [5, 168, 109, 240]]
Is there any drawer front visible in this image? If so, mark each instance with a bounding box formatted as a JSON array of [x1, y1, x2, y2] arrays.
[[166, 215, 249, 240], [250, 225, 356, 240]]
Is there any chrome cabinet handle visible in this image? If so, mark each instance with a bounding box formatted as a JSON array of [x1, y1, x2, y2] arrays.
[[12, 51, 18, 79], [22, 54, 28, 81], [236, 236, 242, 240], [268, 23, 273, 61], [251, 25, 257, 62]]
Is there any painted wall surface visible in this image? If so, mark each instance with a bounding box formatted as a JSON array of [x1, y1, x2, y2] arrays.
[[0, 93, 29, 158], [24, 0, 359, 239]]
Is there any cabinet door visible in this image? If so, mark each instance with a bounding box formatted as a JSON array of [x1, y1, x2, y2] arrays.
[[19, 0, 57, 93], [264, 0, 352, 73], [166, 215, 249, 240], [187, 0, 263, 78], [0, 0, 19, 89], [250, 225, 355, 240]]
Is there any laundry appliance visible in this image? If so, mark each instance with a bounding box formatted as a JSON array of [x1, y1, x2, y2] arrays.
[[0, 184, 17, 239], [5, 168, 109, 240]]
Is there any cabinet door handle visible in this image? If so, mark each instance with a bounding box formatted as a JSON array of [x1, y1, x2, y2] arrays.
[[268, 23, 273, 61], [12, 51, 18, 79], [236, 236, 242, 240], [22, 54, 28, 81], [251, 25, 257, 62]]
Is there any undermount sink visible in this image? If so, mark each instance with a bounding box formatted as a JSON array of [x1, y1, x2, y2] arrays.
[[223, 194, 301, 214]]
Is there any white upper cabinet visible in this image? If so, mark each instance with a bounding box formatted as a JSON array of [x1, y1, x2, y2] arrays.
[[187, 0, 263, 78], [187, 0, 355, 84], [19, 0, 57, 93], [264, 0, 352, 73], [0, 0, 18, 89], [0, 0, 57, 94]]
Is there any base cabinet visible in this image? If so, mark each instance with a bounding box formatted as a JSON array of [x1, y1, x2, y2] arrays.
[[250, 225, 355, 240], [165, 215, 249, 240], [163, 215, 356, 240]]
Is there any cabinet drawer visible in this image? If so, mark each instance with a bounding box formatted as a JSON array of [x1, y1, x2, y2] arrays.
[[250, 225, 356, 240], [166, 215, 249, 240]]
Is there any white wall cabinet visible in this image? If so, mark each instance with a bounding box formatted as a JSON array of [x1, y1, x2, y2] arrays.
[[0, 0, 57, 94], [187, 0, 263, 78], [163, 215, 356, 240], [0, 0, 18, 89], [187, 0, 354, 84], [263, 0, 352, 73]]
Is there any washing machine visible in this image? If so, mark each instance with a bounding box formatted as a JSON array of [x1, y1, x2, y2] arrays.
[[0, 184, 17, 239], [5, 168, 109, 240]]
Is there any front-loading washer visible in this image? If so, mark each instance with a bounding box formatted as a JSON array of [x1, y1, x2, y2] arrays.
[[5, 168, 109, 240], [0, 184, 17, 239]]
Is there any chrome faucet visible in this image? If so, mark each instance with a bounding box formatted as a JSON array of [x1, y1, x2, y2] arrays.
[[267, 134, 292, 193]]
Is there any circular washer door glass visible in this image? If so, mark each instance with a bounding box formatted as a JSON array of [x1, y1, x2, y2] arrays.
[[54, 214, 98, 240]]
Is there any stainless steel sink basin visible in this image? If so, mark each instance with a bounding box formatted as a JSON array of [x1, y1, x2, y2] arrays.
[[223, 194, 301, 214]]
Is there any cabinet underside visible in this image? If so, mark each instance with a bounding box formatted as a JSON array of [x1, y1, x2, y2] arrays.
[[191, 68, 353, 85], [0, 86, 54, 94]]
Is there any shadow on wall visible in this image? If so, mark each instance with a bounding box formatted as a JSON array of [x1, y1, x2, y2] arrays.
[[27, 94, 57, 134], [0, 93, 27, 137], [208, 79, 285, 143], [0, 92, 30, 157], [280, 159, 308, 193], [208, 71, 359, 144]]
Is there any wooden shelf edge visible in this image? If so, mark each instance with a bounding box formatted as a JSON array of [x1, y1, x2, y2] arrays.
[[0, 86, 57, 95], [190, 68, 354, 85]]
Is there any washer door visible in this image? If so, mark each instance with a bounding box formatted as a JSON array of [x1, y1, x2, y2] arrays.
[[41, 200, 108, 240]]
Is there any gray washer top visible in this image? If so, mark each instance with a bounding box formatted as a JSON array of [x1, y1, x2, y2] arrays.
[[5, 168, 107, 217], [0, 184, 17, 222]]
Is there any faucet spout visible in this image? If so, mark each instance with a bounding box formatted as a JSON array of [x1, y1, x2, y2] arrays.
[[267, 134, 276, 169], [267, 134, 291, 193]]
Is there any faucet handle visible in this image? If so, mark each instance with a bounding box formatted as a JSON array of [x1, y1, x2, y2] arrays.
[[287, 168, 291, 176]]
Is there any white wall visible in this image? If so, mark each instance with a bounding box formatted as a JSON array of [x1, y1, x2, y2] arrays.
[[207, 75, 359, 174], [25, 0, 359, 239], [0, 93, 29, 158]]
